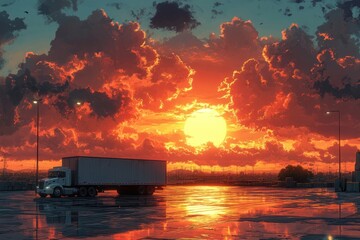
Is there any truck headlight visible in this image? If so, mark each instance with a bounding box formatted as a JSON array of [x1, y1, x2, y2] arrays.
[[45, 186, 50, 189]]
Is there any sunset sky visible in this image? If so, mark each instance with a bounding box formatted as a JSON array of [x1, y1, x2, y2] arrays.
[[0, 0, 359, 173]]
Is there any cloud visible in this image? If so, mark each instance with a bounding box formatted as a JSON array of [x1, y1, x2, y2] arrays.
[[1, 6, 359, 170], [37, 0, 78, 23], [162, 31, 205, 52], [157, 17, 267, 101], [131, 8, 147, 21], [48, 10, 157, 78], [150, 1, 200, 32], [316, 2, 360, 58], [11, 8, 192, 117], [221, 22, 360, 140], [0, 69, 69, 135], [54, 87, 128, 118], [131, 137, 328, 167], [134, 53, 194, 110], [324, 143, 359, 164], [209, 17, 261, 57], [219, 58, 279, 127], [263, 24, 317, 73], [1, 1, 15, 8], [0, 7, 194, 162], [211, 1, 224, 19], [312, 49, 360, 99], [0, 11, 26, 69], [337, 0, 360, 22], [107, 2, 122, 10], [161, 16, 265, 70], [0, 82, 17, 135], [4, 69, 69, 106]]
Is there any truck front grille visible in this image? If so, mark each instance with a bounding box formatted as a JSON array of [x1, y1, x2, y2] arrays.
[[38, 180, 45, 189]]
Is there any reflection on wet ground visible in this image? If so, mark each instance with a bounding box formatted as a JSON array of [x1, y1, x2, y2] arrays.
[[1, 186, 360, 239]]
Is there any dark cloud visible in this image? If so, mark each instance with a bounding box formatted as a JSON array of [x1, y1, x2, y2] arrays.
[[214, 2, 223, 7], [316, 1, 360, 58], [314, 78, 360, 100], [0, 83, 17, 135], [54, 87, 126, 118], [313, 0, 360, 100], [291, 0, 305, 3], [311, 0, 323, 7], [283, 7, 292, 17], [107, 2, 122, 10], [211, 1, 224, 19], [5, 69, 69, 106], [263, 24, 316, 73], [48, 10, 154, 77], [131, 8, 147, 21], [150, 1, 200, 32], [0, 11, 26, 69], [0, 1, 15, 7], [0, 69, 69, 135], [37, 0, 78, 23], [337, 0, 360, 21], [312, 49, 360, 100], [162, 31, 204, 50], [208, 17, 262, 59]]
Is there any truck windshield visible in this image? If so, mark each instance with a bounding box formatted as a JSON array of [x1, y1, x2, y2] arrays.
[[48, 171, 66, 178]]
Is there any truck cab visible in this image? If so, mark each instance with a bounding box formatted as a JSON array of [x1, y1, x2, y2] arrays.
[[37, 166, 75, 198]]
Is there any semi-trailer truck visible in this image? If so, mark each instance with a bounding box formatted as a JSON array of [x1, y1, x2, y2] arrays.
[[36, 156, 167, 198]]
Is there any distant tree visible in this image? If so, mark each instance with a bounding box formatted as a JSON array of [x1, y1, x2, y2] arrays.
[[278, 165, 314, 183]]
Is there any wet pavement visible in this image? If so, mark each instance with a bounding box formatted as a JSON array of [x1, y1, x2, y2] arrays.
[[0, 186, 360, 239]]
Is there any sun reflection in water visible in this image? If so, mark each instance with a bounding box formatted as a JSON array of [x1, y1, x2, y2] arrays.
[[184, 186, 228, 222]]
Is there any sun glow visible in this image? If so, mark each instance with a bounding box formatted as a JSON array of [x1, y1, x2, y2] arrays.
[[184, 108, 227, 147]]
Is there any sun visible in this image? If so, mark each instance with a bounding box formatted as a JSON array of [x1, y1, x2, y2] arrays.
[[184, 108, 227, 147]]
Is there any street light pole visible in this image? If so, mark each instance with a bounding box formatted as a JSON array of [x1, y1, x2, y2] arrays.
[[33, 99, 41, 194], [326, 110, 341, 180]]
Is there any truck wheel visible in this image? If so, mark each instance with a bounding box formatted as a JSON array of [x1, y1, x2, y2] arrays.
[[137, 186, 146, 195], [87, 187, 97, 197], [51, 187, 62, 198], [39, 193, 47, 198], [78, 187, 88, 197], [146, 186, 155, 195]]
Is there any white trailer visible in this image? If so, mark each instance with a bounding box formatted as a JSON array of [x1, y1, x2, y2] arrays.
[[36, 156, 167, 198]]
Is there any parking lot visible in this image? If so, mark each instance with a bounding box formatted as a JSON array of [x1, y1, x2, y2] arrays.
[[1, 186, 360, 239]]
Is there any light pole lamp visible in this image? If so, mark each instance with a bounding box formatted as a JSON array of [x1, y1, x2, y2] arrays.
[[326, 110, 341, 180]]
